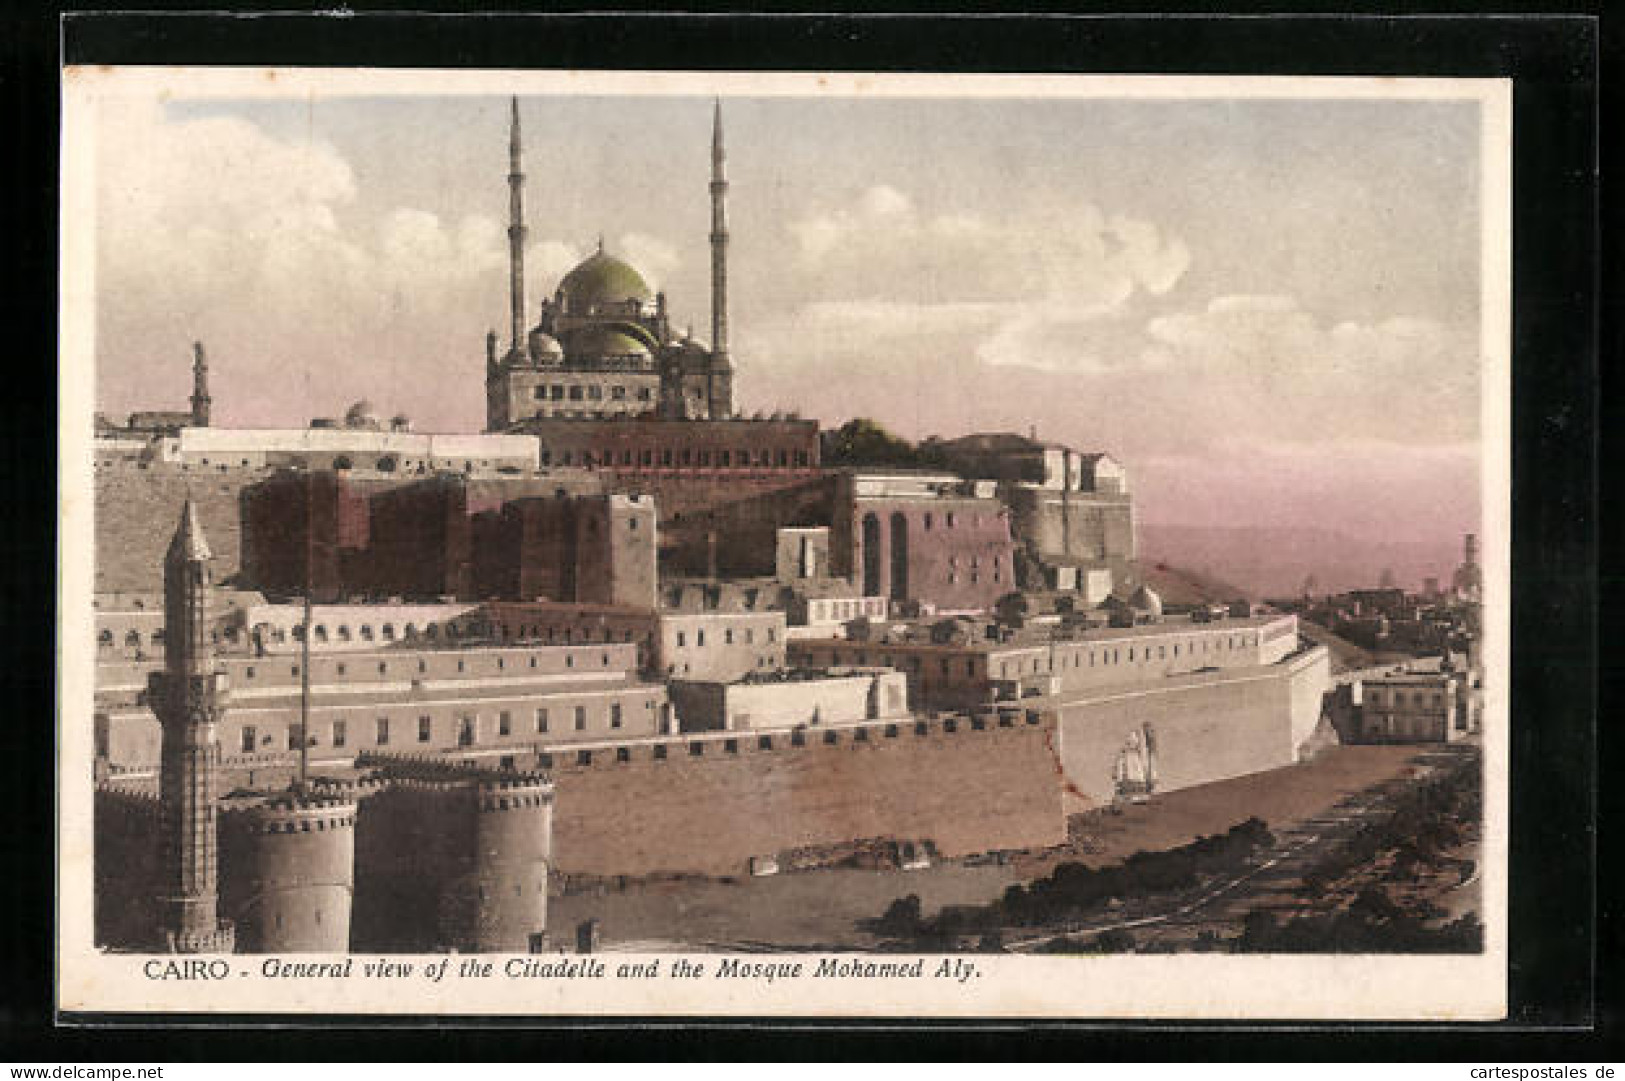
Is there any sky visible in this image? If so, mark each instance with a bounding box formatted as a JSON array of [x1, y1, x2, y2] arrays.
[[90, 84, 1489, 545]]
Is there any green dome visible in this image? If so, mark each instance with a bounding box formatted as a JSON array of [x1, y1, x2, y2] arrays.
[[557, 249, 653, 309], [563, 324, 654, 360]]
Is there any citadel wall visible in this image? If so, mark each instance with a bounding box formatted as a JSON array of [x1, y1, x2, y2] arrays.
[[541, 715, 1067, 878], [1052, 645, 1331, 807], [95, 466, 262, 593], [93, 785, 165, 950]]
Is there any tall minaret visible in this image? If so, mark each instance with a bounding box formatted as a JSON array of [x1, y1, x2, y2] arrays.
[[507, 96, 528, 358], [708, 99, 734, 418], [149, 502, 234, 954], [189, 341, 211, 428]]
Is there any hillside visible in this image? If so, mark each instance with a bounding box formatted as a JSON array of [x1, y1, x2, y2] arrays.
[[1139, 524, 1461, 599], [1135, 560, 1248, 607]]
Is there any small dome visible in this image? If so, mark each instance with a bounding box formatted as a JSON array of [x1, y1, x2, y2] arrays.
[[563, 324, 654, 361], [528, 330, 564, 362], [390, 414, 412, 432], [556, 249, 653, 311], [344, 401, 380, 428], [1129, 584, 1163, 616]]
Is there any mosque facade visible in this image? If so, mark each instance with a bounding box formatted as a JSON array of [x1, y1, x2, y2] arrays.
[[485, 100, 734, 431]]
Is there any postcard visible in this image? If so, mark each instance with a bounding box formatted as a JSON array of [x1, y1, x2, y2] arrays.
[[58, 66, 1509, 1019]]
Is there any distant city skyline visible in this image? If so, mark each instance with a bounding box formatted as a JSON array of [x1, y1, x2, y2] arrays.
[[91, 82, 1489, 545]]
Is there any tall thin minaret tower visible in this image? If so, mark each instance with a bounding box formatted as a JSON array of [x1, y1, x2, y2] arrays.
[[708, 99, 734, 418], [507, 96, 528, 358], [189, 341, 211, 428], [149, 502, 234, 954]]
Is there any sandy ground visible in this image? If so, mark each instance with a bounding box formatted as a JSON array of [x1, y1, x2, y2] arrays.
[[550, 743, 1427, 949]]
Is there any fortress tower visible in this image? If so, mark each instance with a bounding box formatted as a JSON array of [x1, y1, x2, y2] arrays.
[[147, 501, 235, 953], [219, 788, 358, 952]]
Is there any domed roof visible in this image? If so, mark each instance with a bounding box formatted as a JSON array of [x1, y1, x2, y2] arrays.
[[344, 400, 379, 428], [1129, 584, 1163, 615], [556, 248, 653, 310], [563, 324, 653, 361]]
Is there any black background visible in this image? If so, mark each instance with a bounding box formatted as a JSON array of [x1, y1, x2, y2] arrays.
[[2, 6, 1608, 1060]]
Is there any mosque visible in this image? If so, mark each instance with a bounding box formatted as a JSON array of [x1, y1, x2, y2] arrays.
[[484, 99, 735, 430]]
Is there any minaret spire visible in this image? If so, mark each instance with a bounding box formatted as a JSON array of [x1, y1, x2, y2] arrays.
[[708, 98, 734, 418], [189, 341, 211, 428], [709, 99, 730, 364], [507, 96, 527, 358], [150, 500, 234, 954]]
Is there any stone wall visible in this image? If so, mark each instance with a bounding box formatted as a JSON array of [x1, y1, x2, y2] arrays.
[[1053, 646, 1330, 807], [548, 715, 1067, 878], [95, 465, 266, 592]]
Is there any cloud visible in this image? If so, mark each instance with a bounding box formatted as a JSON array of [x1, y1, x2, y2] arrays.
[[616, 232, 680, 289], [90, 99, 642, 431], [785, 184, 1189, 311], [1140, 294, 1479, 431]]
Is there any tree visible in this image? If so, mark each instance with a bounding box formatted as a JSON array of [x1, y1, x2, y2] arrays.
[[878, 893, 923, 935], [823, 419, 920, 466]]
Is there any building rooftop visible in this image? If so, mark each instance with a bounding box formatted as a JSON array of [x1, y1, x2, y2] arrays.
[[809, 612, 1296, 652]]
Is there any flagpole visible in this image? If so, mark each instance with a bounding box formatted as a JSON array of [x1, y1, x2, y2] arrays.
[[299, 474, 312, 793]]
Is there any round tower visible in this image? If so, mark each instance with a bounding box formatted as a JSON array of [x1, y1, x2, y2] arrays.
[[220, 791, 357, 952], [441, 773, 554, 953]]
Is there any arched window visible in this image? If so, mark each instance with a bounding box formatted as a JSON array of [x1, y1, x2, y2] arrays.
[[376, 456, 398, 473], [337, 625, 352, 641], [124, 630, 141, 648], [381, 623, 395, 641], [333, 456, 353, 471], [315, 625, 329, 643], [360, 624, 374, 641], [97, 629, 113, 648]]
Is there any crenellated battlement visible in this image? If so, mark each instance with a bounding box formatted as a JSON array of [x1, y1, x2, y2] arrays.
[[95, 779, 163, 807], [356, 749, 552, 789], [537, 707, 1050, 774], [220, 791, 358, 834]]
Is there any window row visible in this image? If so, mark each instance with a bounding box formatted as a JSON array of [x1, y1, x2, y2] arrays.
[[672, 626, 778, 648], [538, 447, 810, 469], [232, 698, 658, 754], [534, 384, 653, 402], [237, 649, 624, 681]]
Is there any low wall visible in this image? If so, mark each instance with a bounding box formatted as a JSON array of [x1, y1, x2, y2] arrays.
[[1054, 646, 1330, 806], [549, 715, 1067, 878]]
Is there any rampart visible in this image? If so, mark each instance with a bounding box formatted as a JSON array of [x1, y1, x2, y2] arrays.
[[1052, 645, 1331, 807], [541, 713, 1067, 878]]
